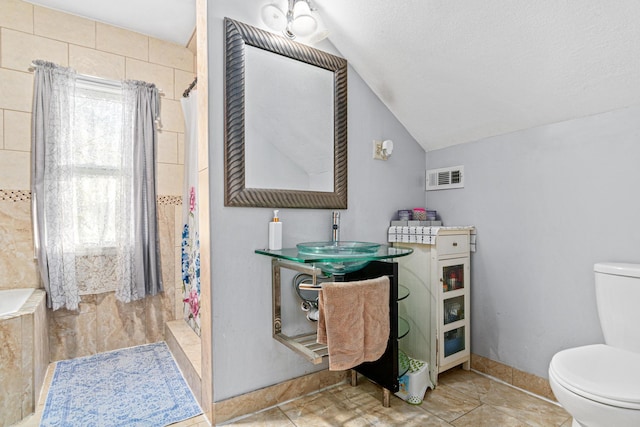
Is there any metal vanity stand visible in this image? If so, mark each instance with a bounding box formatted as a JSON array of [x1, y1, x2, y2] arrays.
[[255, 245, 413, 406]]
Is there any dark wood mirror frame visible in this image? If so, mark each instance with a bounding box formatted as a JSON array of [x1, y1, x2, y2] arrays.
[[224, 17, 348, 209]]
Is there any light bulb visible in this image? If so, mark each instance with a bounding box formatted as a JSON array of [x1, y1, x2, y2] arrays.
[[289, 0, 317, 38], [291, 15, 317, 37], [307, 11, 328, 43], [382, 140, 394, 157], [307, 28, 329, 44], [292, 0, 311, 16], [261, 3, 287, 31]]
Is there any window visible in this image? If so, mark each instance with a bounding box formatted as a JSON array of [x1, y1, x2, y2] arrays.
[[70, 82, 125, 252], [32, 60, 162, 310]]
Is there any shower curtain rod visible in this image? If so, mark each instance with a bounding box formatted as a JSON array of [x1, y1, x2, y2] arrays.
[[28, 62, 165, 95], [183, 77, 197, 98]]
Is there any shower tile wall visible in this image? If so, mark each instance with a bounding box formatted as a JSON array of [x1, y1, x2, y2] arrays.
[[0, 194, 38, 289], [0, 0, 197, 361]]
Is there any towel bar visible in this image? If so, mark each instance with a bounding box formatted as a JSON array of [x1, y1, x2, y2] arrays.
[[298, 283, 322, 291]]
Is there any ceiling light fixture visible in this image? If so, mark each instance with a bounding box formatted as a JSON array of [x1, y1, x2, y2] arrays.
[[261, 0, 328, 44]]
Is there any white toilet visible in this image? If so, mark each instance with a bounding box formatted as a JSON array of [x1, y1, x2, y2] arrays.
[[549, 263, 640, 427]]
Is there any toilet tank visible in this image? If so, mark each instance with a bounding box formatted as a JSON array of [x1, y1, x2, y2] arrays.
[[594, 262, 640, 353]]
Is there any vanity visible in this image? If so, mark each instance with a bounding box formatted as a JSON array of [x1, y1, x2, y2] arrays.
[[256, 243, 413, 406]]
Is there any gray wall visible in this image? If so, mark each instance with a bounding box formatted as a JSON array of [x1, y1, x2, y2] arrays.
[[208, 2, 426, 400], [425, 105, 640, 378]]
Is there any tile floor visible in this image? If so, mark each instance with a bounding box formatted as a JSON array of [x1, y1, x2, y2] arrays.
[[17, 365, 570, 427], [221, 368, 572, 427]]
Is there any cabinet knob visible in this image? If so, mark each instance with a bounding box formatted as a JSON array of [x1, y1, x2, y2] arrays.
[[452, 242, 458, 247]]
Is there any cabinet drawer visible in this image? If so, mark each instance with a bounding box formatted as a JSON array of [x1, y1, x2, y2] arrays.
[[437, 234, 469, 255]]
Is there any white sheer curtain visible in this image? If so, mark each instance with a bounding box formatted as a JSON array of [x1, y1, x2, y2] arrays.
[[32, 61, 79, 310], [31, 61, 162, 310]]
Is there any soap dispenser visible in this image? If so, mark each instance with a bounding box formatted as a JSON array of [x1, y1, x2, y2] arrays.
[[268, 210, 282, 250]]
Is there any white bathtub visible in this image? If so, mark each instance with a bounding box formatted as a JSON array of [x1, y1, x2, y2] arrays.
[[0, 288, 48, 426], [0, 288, 35, 317]]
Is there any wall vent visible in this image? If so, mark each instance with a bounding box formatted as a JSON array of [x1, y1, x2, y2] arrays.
[[426, 165, 464, 191]]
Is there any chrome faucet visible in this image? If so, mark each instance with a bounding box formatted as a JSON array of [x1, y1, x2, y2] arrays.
[[331, 211, 340, 243]]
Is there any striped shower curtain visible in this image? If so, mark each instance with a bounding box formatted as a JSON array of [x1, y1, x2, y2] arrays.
[[180, 90, 201, 336]]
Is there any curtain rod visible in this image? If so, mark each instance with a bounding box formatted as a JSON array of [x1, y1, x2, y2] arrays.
[[28, 62, 165, 95], [183, 77, 197, 98]]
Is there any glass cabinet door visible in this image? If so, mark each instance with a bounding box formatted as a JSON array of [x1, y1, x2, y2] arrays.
[[443, 327, 465, 357], [443, 295, 464, 325], [438, 257, 470, 365], [442, 263, 465, 293]]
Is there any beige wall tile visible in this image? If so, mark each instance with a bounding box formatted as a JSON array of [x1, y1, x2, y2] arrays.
[[212, 370, 347, 424], [144, 293, 168, 344], [175, 286, 184, 321], [96, 22, 148, 61], [0, 150, 29, 189], [157, 130, 178, 164], [0, 110, 4, 149], [33, 6, 95, 48], [48, 303, 97, 361], [177, 132, 185, 164], [0, 200, 39, 290], [175, 69, 196, 100], [69, 45, 125, 81], [470, 353, 513, 384], [512, 368, 557, 402], [125, 58, 174, 100], [0, 68, 33, 112], [95, 292, 146, 353], [164, 321, 202, 406], [33, 293, 49, 406], [50, 294, 96, 318], [158, 204, 176, 292], [21, 310, 35, 417], [157, 205, 178, 322], [4, 110, 31, 152], [0, 0, 33, 33], [0, 316, 23, 426], [174, 204, 183, 247], [149, 38, 194, 72], [1, 28, 68, 72], [160, 98, 184, 133], [157, 163, 184, 196]]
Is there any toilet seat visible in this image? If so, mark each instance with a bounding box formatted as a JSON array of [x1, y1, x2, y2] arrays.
[[550, 344, 640, 410]]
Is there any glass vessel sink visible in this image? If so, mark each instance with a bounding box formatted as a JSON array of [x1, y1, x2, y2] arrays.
[[255, 243, 413, 276], [296, 241, 381, 274], [297, 241, 381, 256]]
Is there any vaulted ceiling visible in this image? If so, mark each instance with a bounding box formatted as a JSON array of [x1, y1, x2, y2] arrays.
[[25, 0, 640, 152], [319, 0, 640, 151]]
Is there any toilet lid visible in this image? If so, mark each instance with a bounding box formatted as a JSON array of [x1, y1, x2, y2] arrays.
[[550, 344, 640, 409]]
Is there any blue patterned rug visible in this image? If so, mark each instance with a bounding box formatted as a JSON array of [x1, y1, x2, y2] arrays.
[[41, 342, 202, 427]]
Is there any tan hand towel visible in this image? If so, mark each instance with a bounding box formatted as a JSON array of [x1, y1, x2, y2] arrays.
[[317, 276, 390, 371]]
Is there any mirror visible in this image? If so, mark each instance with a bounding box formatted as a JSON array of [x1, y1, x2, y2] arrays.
[[224, 18, 348, 208]]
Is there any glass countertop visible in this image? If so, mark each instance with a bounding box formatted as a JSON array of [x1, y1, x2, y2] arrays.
[[255, 244, 413, 264]]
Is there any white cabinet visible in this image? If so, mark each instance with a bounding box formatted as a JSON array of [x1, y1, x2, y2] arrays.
[[394, 228, 471, 387]]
